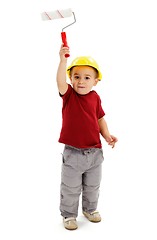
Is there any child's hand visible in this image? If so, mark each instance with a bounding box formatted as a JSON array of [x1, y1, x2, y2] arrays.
[[105, 135, 118, 148], [59, 44, 70, 60]]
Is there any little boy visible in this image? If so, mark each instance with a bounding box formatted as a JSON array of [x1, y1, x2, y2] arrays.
[[56, 45, 118, 230]]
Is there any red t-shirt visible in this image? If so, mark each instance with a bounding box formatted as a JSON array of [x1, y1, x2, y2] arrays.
[[59, 84, 105, 149]]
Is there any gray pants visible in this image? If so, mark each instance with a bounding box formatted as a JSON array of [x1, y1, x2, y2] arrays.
[[60, 145, 104, 218]]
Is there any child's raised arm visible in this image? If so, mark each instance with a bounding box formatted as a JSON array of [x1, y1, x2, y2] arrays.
[[56, 45, 70, 95]]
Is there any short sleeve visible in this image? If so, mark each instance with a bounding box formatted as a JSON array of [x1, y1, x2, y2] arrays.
[[97, 95, 105, 119], [59, 84, 72, 100]]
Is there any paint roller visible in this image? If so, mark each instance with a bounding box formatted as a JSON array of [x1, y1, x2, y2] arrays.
[[41, 8, 76, 58]]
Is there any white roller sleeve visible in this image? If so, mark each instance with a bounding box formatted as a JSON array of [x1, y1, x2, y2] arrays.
[[41, 8, 73, 20]]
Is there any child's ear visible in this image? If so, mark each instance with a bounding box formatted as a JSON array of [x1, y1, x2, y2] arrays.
[[94, 78, 99, 86]]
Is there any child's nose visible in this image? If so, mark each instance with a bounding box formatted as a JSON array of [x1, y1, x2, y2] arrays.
[[78, 78, 84, 83]]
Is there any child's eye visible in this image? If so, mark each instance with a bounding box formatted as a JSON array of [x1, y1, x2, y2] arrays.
[[85, 76, 90, 80], [74, 76, 79, 79]]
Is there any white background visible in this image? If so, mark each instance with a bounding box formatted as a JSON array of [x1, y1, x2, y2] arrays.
[[0, 0, 157, 239]]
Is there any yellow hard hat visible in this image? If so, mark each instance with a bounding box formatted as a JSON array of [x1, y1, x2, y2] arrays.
[[67, 56, 102, 80]]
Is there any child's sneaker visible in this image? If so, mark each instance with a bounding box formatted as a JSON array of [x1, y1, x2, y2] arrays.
[[63, 217, 78, 230], [83, 210, 101, 222]]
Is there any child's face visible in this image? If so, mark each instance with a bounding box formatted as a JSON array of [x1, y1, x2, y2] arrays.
[[70, 66, 99, 95]]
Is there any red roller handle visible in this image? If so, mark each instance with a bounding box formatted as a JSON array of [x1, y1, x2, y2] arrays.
[[61, 32, 70, 58]]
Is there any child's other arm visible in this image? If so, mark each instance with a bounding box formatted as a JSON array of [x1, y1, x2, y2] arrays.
[[56, 45, 70, 95], [98, 117, 118, 148]]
